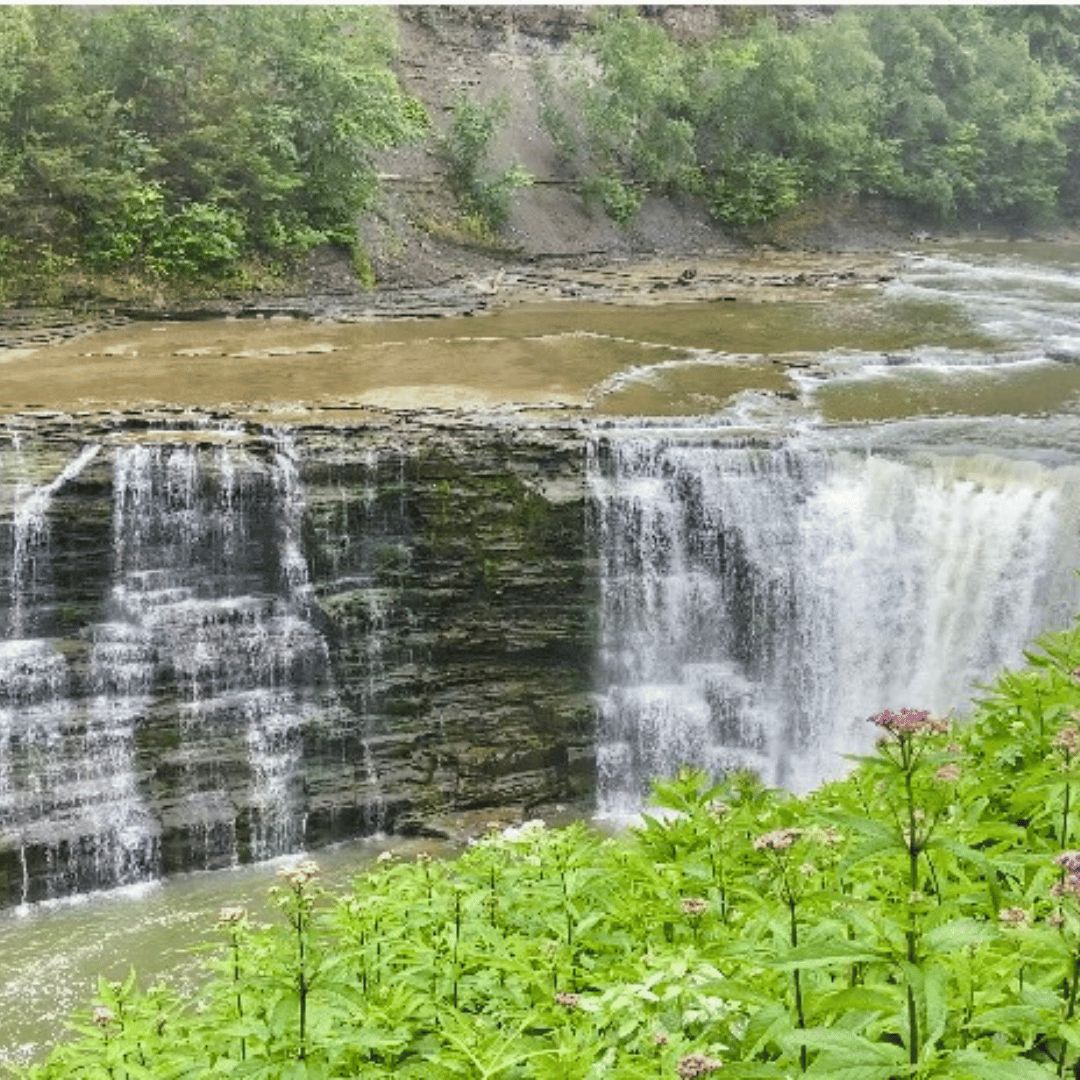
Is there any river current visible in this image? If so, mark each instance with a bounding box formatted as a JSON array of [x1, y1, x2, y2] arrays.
[[2, 239, 1080, 1061]]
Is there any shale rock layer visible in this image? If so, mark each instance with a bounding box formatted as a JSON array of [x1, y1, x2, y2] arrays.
[[0, 414, 594, 906]]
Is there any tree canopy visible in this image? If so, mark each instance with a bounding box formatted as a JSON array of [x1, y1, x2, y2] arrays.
[[2, 5, 1079, 296], [0, 6, 426, 287], [541, 5, 1080, 229]]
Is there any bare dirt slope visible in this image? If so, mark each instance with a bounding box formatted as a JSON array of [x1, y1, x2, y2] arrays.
[[356, 5, 912, 294]]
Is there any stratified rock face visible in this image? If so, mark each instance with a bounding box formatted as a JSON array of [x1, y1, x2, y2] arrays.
[[0, 415, 595, 906]]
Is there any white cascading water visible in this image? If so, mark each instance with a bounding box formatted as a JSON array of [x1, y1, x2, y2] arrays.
[[0, 442, 156, 901], [0, 427, 333, 900], [590, 430, 1080, 815], [102, 433, 327, 865]]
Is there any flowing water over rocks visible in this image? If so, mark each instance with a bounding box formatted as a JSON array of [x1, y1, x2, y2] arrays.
[[590, 429, 1080, 811], [2, 242, 1080, 906], [0, 414, 594, 906]]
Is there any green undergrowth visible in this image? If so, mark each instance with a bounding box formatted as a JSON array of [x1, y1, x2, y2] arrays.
[[20, 615, 1080, 1079]]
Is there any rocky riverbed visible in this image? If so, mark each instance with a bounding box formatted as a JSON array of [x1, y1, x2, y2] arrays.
[[0, 250, 902, 353]]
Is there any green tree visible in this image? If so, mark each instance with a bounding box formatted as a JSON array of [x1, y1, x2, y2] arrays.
[[695, 12, 891, 224], [986, 5, 1080, 222], [0, 6, 427, 285], [540, 9, 698, 223], [863, 6, 1070, 224]]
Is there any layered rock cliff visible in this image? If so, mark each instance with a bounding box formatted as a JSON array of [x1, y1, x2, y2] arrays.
[[0, 413, 594, 905]]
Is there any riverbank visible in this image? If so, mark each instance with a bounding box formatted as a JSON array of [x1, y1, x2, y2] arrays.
[[8, 213, 1079, 356]]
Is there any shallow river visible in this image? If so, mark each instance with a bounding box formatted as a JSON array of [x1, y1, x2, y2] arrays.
[[7, 242, 1076, 422], [2, 239, 1080, 1063]]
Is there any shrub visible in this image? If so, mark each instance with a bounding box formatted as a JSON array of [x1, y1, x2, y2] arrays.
[[439, 94, 532, 235]]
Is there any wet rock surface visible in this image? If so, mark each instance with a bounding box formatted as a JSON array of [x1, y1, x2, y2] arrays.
[[0, 412, 595, 905], [0, 251, 902, 351]]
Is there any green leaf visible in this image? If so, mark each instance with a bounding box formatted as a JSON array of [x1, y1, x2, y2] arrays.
[[742, 1002, 791, 1057], [922, 962, 949, 1049], [787, 1027, 906, 1058], [813, 985, 899, 1017], [941, 1047, 1056, 1079], [789, 1027, 909, 1078], [922, 917, 996, 954], [768, 939, 884, 970], [805, 1066, 908, 1080], [926, 836, 995, 877], [1059, 1019, 1080, 1050]]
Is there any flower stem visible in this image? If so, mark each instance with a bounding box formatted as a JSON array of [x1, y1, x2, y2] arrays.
[[1063, 750, 1072, 850], [904, 736, 921, 1068], [788, 891, 807, 1072], [231, 931, 246, 1062]]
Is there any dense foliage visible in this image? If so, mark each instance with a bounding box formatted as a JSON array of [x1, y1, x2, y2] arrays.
[[21, 613, 1080, 1079], [540, 6, 1080, 228], [3, 6, 1078, 297], [0, 6, 425, 293]]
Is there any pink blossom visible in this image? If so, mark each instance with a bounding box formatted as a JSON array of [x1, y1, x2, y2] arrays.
[[753, 827, 801, 851], [677, 1053, 722, 1078], [1054, 851, 1080, 873]]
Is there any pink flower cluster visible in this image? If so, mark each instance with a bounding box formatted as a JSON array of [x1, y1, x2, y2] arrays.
[[1052, 851, 1080, 902], [753, 827, 801, 851], [278, 859, 319, 890], [1055, 725, 1080, 754], [869, 708, 947, 736], [1055, 851, 1080, 872], [676, 1053, 722, 1078], [998, 907, 1028, 925]]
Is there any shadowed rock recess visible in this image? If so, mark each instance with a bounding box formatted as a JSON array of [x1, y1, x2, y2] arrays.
[[0, 415, 594, 906]]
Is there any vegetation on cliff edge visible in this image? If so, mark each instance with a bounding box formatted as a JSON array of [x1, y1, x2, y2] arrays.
[[3, 5, 1080, 301], [0, 6, 425, 300], [540, 6, 1080, 230]]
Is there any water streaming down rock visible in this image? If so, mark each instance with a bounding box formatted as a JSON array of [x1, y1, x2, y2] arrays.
[[302, 448, 409, 836], [103, 433, 328, 870], [0, 441, 157, 901], [589, 427, 1080, 815], [0, 430, 333, 900], [0, 417, 594, 904]]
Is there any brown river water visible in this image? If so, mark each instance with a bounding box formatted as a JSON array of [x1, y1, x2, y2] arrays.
[[0, 272, 1000, 422], [3, 239, 1080, 1064]]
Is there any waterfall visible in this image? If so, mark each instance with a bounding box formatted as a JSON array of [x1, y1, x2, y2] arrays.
[[304, 447, 414, 837], [0, 443, 154, 902], [0, 429, 336, 901], [589, 428, 1080, 815], [9, 444, 100, 639], [4, 369, 1077, 901], [101, 433, 327, 866]]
